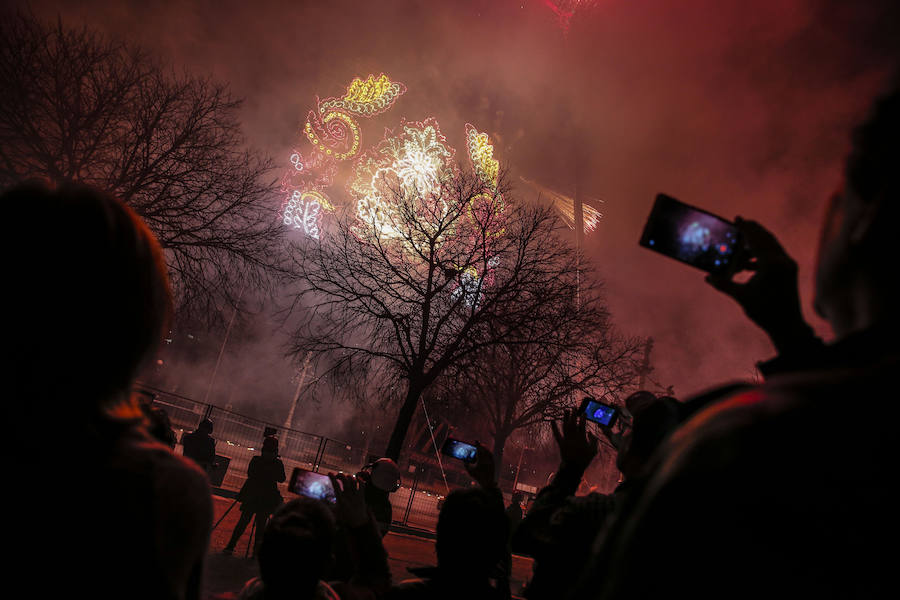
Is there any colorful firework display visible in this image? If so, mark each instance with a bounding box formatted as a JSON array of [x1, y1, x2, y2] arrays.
[[349, 118, 457, 241], [520, 176, 603, 234], [464, 123, 506, 240], [280, 74, 407, 239], [282, 71, 603, 308]]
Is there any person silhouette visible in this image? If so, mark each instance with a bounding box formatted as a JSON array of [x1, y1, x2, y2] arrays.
[[584, 82, 900, 600], [182, 419, 216, 474], [7, 182, 212, 600], [224, 435, 286, 557]]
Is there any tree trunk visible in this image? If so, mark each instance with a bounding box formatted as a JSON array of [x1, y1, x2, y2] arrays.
[[384, 381, 423, 461]]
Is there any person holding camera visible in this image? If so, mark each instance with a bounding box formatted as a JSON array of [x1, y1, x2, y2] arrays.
[[224, 435, 286, 557], [356, 458, 401, 537], [237, 473, 391, 600], [581, 83, 900, 600], [388, 443, 510, 600]]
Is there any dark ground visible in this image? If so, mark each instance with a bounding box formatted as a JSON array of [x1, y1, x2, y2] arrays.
[[205, 495, 534, 599]]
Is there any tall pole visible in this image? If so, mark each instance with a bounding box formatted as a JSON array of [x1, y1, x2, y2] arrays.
[[513, 445, 530, 493], [573, 129, 587, 309], [203, 288, 245, 405], [284, 351, 312, 430], [574, 144, 585, 253]]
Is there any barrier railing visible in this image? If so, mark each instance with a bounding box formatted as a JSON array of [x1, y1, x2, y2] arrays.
[[139, 384, 595, 533]]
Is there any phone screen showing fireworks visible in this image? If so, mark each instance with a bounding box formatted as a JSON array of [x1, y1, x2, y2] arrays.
[[440, 438, 478, 463], [289, 468, 336, 503], [639, 194, 741, 273], [580, 398, 619, 427]]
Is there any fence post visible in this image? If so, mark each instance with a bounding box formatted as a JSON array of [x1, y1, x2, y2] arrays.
[[313, 436, 327, 472], [402, 465, 419, 526]]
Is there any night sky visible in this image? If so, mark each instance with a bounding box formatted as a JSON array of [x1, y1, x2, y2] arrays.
[[15, 0, 899, 421]]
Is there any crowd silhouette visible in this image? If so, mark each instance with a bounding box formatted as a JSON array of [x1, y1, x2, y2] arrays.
[[7, 78, 897, 599]]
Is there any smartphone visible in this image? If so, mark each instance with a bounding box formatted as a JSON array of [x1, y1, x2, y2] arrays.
[[440, 438, 478, 463], [579, 397, 619, 427], [639, 194, 742, 273], [288, 467, 336, 503]]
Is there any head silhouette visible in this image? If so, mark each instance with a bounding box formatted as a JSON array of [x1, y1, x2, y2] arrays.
[[815, 83, 900, 337], [7, 182, 171, 421], [617, 393, 682, 480], [436, 487, 508, 579], [257, 497, 336, 600], [262, 435, 279, 457]]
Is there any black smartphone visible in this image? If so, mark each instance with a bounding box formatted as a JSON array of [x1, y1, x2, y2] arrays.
[[440, 437, 478, 463], [579, 397, 619, 427], [288, 467, 336, 503], [639, 194, 742, 273]]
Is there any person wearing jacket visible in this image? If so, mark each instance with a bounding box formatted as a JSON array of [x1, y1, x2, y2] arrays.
[[224, 435, 286, 556]]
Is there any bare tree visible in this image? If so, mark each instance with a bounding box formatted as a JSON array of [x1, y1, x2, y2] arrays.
[[445, 266, 644, 467], [291, 162, 599, 460], [0, 12, 284, 318]]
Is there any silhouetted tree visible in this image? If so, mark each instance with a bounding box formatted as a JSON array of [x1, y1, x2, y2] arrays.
[[0, 12, 284, 318], [291, 162, 622, 460], [445, 264, 644, 468]]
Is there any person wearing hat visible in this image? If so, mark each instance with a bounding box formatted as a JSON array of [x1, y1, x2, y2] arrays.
[[182, 418, 216, 475], [224, 435, 286, 556], [357, 458, 401, 537]]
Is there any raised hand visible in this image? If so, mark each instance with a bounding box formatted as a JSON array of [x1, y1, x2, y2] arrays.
[[329, 473, 369, 528], [706, 217, 814, 353], [464, 442, 497, 489], [551, 409, 599, 471]]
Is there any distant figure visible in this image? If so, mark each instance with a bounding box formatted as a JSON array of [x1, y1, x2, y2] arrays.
[[224, 435, 286, 556], [505, 492, 526, 534], [182, 419, 216, 474], [358, 458, 401, 537], [147, 406, 178, 449], [136, 389, 178, 449], [8, 183, 212, 599]]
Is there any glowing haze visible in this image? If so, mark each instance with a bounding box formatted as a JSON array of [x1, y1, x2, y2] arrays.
[[14, 0, 899, 424]]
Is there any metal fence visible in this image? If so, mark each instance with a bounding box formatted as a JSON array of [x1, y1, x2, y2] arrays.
[[145, 385, 449, 531], [143, 384, 620, 533]]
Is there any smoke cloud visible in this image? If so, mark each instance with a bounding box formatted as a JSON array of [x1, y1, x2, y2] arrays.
[[15, 0, 899, 420]]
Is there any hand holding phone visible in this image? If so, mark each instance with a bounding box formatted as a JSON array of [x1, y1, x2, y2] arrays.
[[441, 437, 479, 463], [330, 473, 368, 527], [579, 397, 619, 428], [704, 217, 812, 353], [289, 467, 337, 503], [639, 194, 743, 273], [550, 409, 599, 471]]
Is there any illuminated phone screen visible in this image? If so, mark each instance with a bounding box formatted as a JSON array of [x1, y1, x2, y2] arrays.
[[441, 439, 478, 463], [640, 194, 741, 273], [583, 400, 618, 426], [289, 468, 336, 503]]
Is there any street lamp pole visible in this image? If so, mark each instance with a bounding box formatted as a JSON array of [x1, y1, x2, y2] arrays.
[[512, 445, 532, 493], [202, 286, 246, 405], [284, 351, 312, 430]]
